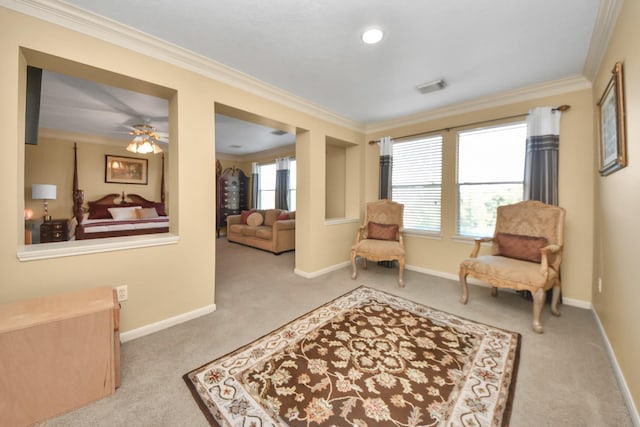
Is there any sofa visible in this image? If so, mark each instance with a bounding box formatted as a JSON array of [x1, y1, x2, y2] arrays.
[[226, 209, 295, 254]]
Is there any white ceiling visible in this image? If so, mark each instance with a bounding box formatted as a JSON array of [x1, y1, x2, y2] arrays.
[[33, 0, 602, 154]]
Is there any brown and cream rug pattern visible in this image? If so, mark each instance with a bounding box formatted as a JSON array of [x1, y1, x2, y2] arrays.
[[184, 286, 520, 426]]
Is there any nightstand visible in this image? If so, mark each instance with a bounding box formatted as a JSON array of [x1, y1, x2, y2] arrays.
[[40, 219, 68, 243]]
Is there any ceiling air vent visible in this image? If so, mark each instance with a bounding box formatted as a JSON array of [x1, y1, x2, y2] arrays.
[[271, 130, 287, 136], [416, 79, 447, 94]]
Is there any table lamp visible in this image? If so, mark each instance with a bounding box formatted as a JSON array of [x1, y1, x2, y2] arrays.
[[32, 184, 57, 221]]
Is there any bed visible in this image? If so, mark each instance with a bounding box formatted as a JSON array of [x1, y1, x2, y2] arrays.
[[71, 144, 169, 240]]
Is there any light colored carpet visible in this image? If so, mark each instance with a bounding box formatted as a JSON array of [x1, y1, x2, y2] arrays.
[[44, 238, 633, 426]]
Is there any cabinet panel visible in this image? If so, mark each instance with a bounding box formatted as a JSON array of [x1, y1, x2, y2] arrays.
[[217, 165, 249, 233], [0, 287, 118, 426]]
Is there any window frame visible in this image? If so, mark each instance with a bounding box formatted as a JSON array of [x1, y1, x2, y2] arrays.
[[455, 121, 527, 238]]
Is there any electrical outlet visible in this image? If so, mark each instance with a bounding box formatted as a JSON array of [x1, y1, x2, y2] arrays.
[[598, 278, 602, 293], [116, 285, 128, 302]]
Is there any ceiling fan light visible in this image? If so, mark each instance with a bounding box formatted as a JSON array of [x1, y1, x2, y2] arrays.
[[153, 143, 163, 154], [138, 141, 154, 154], [126, 141, 139, 153]]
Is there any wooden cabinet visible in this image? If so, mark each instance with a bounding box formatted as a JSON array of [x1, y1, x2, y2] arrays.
[[40, 219, 68, 243], [0, 287, 120, 426], [216, 165, 249, 235]]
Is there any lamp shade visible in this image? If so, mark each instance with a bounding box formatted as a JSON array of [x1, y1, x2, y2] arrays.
[[32, 184, 57, 200]]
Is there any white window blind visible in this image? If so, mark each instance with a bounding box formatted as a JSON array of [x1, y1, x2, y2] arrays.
[[392, 135, 442, 233], [457, 122, 527, 236]]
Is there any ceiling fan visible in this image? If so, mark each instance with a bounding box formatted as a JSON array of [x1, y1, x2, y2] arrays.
[[126, 123, 167, 154]]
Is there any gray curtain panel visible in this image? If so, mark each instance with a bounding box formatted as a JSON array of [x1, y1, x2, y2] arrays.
[[379, 136, 393, 200], [522, 106, 562, 302], [275, 157, 290, 210], [524, 107, 561, 206]]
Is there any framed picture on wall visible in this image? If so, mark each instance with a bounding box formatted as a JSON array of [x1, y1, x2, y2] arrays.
[[105, 155, 148, 184], [597, 62, 627, 176]]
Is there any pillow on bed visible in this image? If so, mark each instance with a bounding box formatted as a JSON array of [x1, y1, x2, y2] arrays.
[[88, 202, 140, 219], [142, 202, 167, 216], [88, 203, 112, 219], [136, 207, 159, 219], [108, 206, 141, 221]]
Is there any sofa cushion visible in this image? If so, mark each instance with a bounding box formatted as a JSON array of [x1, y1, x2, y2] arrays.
[[239, 226, 259, 237], [367, 222, 398, 241], [462, 255, 555, 288], [277, 212, 290, 220], [247, 212, 264, 226], [241, 209, 256, 224], [495, 232, 548, 263], [256, 226, 273, 240], [264, 209, 282, 226]]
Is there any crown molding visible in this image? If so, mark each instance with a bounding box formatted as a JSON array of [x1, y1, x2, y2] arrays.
[[217, 143, 296, 162], [3, 0, 602, 138], [365, 75, 592, 134], [39, 127, 127, 146], [582, 0, 624, 81], [1, 0, 363, 132]]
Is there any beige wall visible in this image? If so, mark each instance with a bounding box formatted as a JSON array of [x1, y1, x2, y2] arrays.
[[0, 7, 362, 332], [367, 88, 595, 303], [325, 143, 346, 218], [592, 0, 640, 412]]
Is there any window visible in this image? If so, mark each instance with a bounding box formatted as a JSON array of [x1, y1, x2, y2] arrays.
[[457, 123, 527, 237], [257, 159, 296, 210], [392, 135, 442, 233], [257, 163, 276, 209]]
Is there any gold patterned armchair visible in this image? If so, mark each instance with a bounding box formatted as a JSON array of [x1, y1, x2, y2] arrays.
[[351, 200, 406, 287], [459, 200, 566, 333]]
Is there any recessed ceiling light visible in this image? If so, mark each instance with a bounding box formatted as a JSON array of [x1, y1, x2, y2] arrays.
[[362, 28, 383, 44]]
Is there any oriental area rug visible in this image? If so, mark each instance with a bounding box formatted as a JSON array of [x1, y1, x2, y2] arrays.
[[184, 286, 520, 427]]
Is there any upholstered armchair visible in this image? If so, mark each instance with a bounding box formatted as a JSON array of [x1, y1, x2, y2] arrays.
[[351, 200, 406, 287], [459, 200, 566, 333]]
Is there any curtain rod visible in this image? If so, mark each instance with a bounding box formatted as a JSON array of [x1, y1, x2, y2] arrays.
[[369, 104, 571, 144]]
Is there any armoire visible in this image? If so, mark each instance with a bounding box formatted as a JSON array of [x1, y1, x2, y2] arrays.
[[216, 161, 249, 236]]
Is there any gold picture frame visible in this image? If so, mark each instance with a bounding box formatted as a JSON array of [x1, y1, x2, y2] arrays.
[[105, 155, 148, 185], [597, 62, 627, 176]]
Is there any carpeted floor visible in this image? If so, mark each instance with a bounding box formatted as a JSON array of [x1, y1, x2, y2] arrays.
[[44, 238, 633, 426]]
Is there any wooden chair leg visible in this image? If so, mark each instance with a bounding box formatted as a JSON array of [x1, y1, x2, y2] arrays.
[[551, 282, 562, 317], [532, 288, 545, 334], [458, 268, 469, 304], [398, 258, 405, 288], [491, 287, 498, 297], [350, 252, 357, 280]]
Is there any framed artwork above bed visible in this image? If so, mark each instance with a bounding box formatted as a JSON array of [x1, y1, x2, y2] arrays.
[[105, 155, 148, 184]]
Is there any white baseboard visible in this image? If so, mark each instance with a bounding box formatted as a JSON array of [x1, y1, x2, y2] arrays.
[[592, 309, 640, 426], [120, 303, 216, 343], [295, 261, 351, 279]]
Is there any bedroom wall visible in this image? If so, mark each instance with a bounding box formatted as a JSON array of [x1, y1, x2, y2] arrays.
[[367, 87, 595, 304], [25, 137, 167, 220], [591, 0, 640, 413], [0, 6, 363, 332]]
